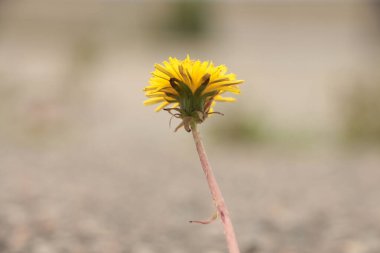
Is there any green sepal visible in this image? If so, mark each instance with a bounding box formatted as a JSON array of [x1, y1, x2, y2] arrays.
[[200, 90, 218, 99], [169, 78, 182, 94], [164, 92, 179, 100], [194, 74, 210, 97], [177, 80, 193, 97]]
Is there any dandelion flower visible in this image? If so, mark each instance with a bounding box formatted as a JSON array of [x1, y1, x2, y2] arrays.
[[143, 56, 244, 253], [143, 55, 244, 131]]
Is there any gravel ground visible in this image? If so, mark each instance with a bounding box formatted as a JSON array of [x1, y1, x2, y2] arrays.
[[1, 135, 379, 253]]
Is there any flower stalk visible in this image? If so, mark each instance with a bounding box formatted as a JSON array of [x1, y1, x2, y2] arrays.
[[190, 121, 240, 253], [143, 56, 244, 252]]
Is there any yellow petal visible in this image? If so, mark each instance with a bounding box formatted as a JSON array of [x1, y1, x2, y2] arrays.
[[143, 97, 165, 105], [155, 101, 170, 111], [155, 64, 173, 78], [214, 95, 236, 102]]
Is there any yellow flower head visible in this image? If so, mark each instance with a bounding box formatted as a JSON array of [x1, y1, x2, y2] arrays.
[[143, 55, 244, 131]]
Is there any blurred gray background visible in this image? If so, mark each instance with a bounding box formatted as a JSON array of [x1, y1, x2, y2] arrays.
[[0, 0, 379, 253]]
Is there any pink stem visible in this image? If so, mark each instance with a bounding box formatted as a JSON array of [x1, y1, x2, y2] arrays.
[[191, 122, 240, 253]]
